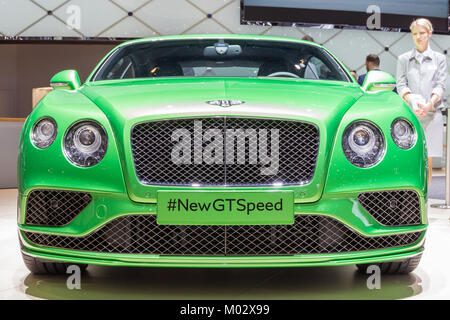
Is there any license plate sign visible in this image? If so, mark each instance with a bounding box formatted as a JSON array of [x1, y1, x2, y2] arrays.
[[157, 191, 294, 225]]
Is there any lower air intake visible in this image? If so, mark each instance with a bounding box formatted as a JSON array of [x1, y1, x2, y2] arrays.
[[25, 190, 92, 227], [24, 215, 423, 255], [358, 190, 422, 226]]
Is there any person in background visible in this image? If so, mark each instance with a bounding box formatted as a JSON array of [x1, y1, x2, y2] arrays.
[[302, 35, 321, 79], [396, 18, 447, 182], [358, 54, 380, 85], [350, 70, 358, 81], [301, 35, 315, 42]]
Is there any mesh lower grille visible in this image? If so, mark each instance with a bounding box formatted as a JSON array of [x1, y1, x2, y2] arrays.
[[358, 190, 422, 226], [131, 117, 319, 186], [25, 190, 92, 227], [24, 215, 422, 255]]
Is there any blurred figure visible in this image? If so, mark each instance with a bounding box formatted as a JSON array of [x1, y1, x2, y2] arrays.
[[302, 35, 315, 42], [358, 54, 380, 85], [302, 35, 320, 79], [350, 70, 358, 81], [319, 64, 332, 79], [396, 18, 447, 181]]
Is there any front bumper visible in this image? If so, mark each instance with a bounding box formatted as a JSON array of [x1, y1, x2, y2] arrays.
[[18, 188, 427, 268], [21, 245, 425, 268]]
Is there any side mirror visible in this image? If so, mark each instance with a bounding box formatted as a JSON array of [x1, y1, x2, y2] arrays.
[[362, 70, 396, 93], [50, 70, 81, 90]]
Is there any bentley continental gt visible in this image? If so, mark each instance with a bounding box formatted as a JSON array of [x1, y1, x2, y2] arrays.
[[18, 35, 427, 274]]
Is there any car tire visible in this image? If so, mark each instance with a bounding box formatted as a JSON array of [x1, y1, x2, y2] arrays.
[[21, 252, 88, 275], [355, 253, 422, 274]]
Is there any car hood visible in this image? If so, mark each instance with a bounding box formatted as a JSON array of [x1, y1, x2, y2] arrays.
[[81, 78, 363, 125]]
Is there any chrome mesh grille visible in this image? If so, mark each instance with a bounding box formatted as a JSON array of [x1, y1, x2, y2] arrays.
[[131, 117, 319, 186], [358, 190, 422, 226], [25, 190, 92, 227], [24, 215, 422, 255]]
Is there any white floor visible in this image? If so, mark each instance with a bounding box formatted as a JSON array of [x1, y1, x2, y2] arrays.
[[2, 188, 450, 300]]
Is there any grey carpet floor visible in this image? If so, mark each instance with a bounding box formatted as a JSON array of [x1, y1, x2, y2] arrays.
[[429, 176, 445, 199]]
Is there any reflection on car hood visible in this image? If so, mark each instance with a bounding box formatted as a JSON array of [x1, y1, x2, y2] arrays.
[[81, 78, 363, 124]]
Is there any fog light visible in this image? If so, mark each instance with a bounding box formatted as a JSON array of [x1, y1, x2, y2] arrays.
[[31, 118, 57, 149], [391, 119, 416, 149]]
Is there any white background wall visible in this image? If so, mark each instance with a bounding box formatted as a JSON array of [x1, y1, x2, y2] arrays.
[[0, 0, 449, 97]]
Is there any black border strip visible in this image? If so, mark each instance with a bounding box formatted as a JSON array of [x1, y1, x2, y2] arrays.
[[242, 5, 449, 34], [0, 38, 126, 44]]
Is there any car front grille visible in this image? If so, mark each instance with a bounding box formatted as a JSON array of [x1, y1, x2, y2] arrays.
[[25, 190, 92, 227], [24, 215, 422, 255], [131, 117, 319, 186], [358, 190, 422, 226]]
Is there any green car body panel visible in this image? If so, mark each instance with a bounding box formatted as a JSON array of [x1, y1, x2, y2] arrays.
[[18, 35, 427, 268]]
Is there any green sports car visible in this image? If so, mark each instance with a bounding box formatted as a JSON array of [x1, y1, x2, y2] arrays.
[[18, 35, 427, 275]]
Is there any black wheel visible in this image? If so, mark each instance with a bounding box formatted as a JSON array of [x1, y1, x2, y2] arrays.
[[356, 253, 422, 274], [21, 252, 88, 275]]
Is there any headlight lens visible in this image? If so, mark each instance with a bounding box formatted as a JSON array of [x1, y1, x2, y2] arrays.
[[342, 121, 385, 168], [64, 121, 108, 167], [391, 118, 416, 149], [31, 118, 57, 149]]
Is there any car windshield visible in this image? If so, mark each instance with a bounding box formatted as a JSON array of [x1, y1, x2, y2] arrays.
[[92, 38, 351, 82]]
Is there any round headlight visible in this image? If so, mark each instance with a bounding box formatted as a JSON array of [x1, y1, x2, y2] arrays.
[[64, 121, 108, 167], [31, 118, 57, 149], [342, 121, 385, 168], [391, 118, 416, 149]]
